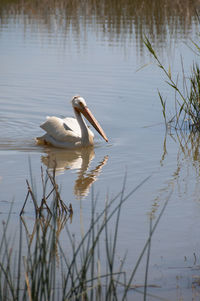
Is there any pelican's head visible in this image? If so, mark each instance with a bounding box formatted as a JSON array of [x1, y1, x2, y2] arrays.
[[72, 95, 87, 111], [71, 95, 108, 142]]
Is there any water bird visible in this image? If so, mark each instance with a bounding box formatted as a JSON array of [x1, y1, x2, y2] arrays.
[[36, 96, 108, 148]]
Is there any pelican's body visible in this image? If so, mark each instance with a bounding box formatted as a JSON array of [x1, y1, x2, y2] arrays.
[[36, 96, 108, 148]]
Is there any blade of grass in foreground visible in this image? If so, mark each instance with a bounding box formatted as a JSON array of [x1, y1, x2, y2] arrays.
[[122, 189, 172, 300], [0, 167, 171, 300], [62, 174, 152, 298]]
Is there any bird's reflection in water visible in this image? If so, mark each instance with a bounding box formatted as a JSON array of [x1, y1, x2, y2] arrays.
[[41, 147, 108, 199]]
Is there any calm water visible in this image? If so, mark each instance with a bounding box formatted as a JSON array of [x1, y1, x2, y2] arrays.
[[1, 1, 200, 299]]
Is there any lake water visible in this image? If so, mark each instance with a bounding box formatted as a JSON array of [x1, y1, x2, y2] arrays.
[[1, 1, 200, 299]]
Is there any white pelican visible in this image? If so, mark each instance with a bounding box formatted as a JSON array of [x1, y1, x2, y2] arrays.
[[36, 96, 108, 148]]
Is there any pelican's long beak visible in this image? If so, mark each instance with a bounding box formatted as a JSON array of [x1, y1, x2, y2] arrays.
[[80, 106, 108, 142]]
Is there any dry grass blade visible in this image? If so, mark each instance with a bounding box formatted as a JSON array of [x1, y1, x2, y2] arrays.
[[0, 167, 169, 300], [20, 166, 72, 223]]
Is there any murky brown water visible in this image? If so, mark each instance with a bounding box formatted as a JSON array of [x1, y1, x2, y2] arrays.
[[1, 1, 200, 299]]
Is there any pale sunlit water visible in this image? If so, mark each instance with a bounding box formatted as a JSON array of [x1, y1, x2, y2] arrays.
[[1, 1, 200, 299]]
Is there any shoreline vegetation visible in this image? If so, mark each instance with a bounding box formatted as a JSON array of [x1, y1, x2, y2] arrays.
[[144, 35, 200, 131], [0, 168, 170, 300]]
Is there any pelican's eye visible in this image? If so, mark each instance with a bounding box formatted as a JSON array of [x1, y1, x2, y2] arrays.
[[72, 95, 80, 102], [79, 101, 85, 108]]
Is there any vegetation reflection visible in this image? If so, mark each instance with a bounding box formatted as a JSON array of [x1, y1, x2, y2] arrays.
[[0, 0, 199, 52]]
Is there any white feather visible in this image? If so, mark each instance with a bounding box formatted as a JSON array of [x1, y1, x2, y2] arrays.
[[40, 116, 80, 143]]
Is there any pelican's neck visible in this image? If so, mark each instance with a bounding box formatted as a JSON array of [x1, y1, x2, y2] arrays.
[[74, 108, 92, 145]]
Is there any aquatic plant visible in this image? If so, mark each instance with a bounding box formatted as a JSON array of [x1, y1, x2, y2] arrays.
[[0, 168, 170, 300], [144, 36, 200, 131]]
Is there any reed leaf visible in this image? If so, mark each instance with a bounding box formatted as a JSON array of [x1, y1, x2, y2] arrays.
[[0, 168, 169, 300], [144, 35, 200, 130]]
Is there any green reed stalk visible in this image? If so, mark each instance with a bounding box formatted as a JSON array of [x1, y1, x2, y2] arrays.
[[0, 168, 170, 300], [144, 36, 200, 130], [122, 189, 172, 300], [144, 218, 152, 300]]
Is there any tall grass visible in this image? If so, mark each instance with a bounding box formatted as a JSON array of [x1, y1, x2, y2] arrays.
[[144, 36, 200, 131], [0, 168, 170, 300]]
